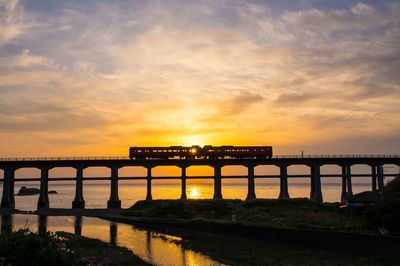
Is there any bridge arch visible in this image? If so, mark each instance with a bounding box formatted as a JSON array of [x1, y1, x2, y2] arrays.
[[117, 166, 147, 207], [150, 166, 181, 200], [46, 167, 77, 208], [14, 167, 41, 179], [380, 163, 399, 185], [320, 164, 342, 202], [82, 166, 111, 208], [13, 167, 41, 211], [254, 165, 280, 199], [349, 164, 375, 195], [186, 165, 214, 177], [185, 165, 214, 199], [287, 165, 311, 199], [221, 165, 248, 200], [119, 166, 147, 178]]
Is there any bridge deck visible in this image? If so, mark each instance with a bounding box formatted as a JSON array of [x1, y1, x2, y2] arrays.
[[0, 154, 399, 162]]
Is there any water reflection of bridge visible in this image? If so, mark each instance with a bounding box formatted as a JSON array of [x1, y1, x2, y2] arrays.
[[1, 156, 399, 210], [0, 214, 118, 243], [0, 214, 214, 265]]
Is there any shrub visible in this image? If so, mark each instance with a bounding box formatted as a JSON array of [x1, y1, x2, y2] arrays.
[[366, 176, 400, 233], [0, 229, 83, 266]]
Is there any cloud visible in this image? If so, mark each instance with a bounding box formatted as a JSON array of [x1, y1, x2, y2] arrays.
[[219, 92, 264, 115], [274, 92, 318, 105], [0, 1, 399, 156], [0, 49, 57, 70], [0, 0, 33, 47]]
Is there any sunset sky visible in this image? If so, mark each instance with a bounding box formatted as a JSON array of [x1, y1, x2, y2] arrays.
[[1, 0, 399, 157]]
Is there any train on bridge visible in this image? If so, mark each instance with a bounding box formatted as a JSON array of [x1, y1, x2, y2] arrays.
[[129, 145, 273, 160]]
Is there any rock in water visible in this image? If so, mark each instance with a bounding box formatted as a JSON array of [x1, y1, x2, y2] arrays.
[[17, 186, 40, 196]]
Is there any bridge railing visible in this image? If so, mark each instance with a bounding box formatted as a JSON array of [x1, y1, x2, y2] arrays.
[[0, 155, 399, 161], [0, 156, 130, 161]]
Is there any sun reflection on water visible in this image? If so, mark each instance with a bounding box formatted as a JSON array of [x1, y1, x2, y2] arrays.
[[188, 187, 201, 199]]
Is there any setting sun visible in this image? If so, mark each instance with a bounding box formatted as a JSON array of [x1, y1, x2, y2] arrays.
[[182, 136, 206, 147]]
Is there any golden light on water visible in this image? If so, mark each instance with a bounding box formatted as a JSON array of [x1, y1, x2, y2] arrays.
[[188, 187, 201, 199]]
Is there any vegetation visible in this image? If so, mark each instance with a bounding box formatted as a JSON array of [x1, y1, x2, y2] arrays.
[[123, 198, 363, 232], [0, 230, 151, 266], [124, 198, 399, 265], [58, 232, 152, 266], [0, 229, 82, 266], [136, 222, 398, 266], [367, 175, 400, 233]]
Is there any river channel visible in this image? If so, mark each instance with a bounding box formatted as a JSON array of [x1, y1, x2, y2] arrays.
[[1, 214, 224, 266]]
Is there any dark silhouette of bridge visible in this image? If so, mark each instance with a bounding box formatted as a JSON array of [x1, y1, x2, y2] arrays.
[[0, 155, 399, 210]]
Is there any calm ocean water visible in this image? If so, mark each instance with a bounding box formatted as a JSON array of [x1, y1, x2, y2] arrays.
[[0, 179, 377, 210]]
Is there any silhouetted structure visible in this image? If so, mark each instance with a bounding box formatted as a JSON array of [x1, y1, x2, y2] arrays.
[[0, 155, 399, 210], [110, 222, 117, 245], [130, 145, 273, 160], [74, 216, 82, 236], [38, 215, 47, 236]]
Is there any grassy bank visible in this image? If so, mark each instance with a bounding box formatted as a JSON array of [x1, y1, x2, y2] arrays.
[[58, 232, 151, 266], [121, 198, 400, 265], [123, 198, 363, 232], [0, 229, 151, 266], [367, 175, 400, 233]]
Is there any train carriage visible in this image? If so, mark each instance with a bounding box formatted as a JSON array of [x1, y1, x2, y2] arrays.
[[129, 145, 273, 160], [129, 146, 201, 160], [202, 145, 272, 159]]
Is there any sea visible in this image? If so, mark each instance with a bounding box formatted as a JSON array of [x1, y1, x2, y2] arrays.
[[0, 179, 385, 210]]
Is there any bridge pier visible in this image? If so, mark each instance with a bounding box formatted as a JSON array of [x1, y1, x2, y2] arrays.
[[371, 165, 377, 192], [74, 216, 82, 236], [341, 166, 347, 203], [181, 167, 187, 200], [213, 165, 222, 199], [310, 165, 323, 203], [345, 165, 353, 199], [108, 166, 121, 208], [1, 215, 12, 235], [110, 222, 117, 245], [38, 215, 47, 236], [72, 167, 85, 209], [246, 166, 256, 200], [377, 165, 384, 196], [1, 168, 15, 209], [37, 167, 50, 209], [278, 165, 290, 199], [146, 167, 153, 200]]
